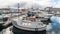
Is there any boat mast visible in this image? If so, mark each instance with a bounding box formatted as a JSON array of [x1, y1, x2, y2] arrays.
[[17, 0, 20, 17], [18, 3, 19, 13]]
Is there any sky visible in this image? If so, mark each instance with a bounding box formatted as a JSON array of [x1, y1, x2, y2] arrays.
[[0, 0, 60, 8]]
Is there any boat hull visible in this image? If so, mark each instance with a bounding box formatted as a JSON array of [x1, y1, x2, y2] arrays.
[[12, 26, 46, 34]]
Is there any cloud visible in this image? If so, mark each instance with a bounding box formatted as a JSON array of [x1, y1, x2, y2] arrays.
[[54, 2, 60, 8], [53, 0, 60, 8], [20, 0, 52, 7], [0, 0, 60, 8], [35, 0, 52, 7], [15, 0, 52, 8], [0, 0, 18, 8]]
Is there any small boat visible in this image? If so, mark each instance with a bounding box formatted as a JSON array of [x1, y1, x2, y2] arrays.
[[0, 13, 12, 31]]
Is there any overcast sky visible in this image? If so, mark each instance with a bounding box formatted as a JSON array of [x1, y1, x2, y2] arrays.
[[0, 0, 60, 8]]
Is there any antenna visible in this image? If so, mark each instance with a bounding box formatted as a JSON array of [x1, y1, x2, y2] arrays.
[[8, 6, 10, 13]]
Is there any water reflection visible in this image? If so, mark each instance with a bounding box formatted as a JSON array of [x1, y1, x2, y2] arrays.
[[47, 16, 60, 34]]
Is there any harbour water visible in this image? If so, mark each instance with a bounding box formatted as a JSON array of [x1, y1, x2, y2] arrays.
[[0, 23, 60, 34]]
